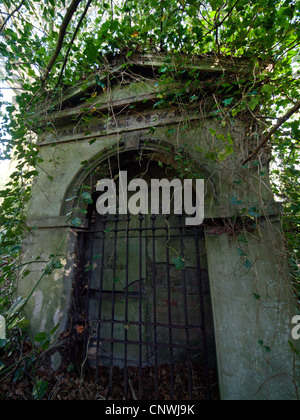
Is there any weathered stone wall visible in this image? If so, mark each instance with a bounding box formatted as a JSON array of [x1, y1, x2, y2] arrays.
[[206, 220, 299, 400], [18, 66, 299, 400]]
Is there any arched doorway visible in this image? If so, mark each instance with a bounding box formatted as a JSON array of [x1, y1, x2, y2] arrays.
[[72, 148, 219, 400]]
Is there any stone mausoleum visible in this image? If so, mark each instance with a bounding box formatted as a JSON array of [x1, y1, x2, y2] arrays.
[[18, 54, 299, 400]]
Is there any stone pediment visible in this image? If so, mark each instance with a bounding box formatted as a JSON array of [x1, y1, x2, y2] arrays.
[[36, 53, 259, 127]]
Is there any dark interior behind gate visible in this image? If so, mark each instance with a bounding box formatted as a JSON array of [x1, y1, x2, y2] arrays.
[[72, 152, 219, 400]]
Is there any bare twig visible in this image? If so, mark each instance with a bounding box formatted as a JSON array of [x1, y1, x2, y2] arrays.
[[128, 378, 138, 400], [254, 373, 293, 397], [242, 100, 300, 165], [204, 0, 241, 38], [0, 0, 25, 34], [56, 0, 94, 87]]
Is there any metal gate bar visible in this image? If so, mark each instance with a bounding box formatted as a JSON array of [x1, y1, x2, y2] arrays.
[[86, 317, 205, 330], [82, 212, 96, 371], [138, 214, 143, 399], [108, 214, 118, 396], [89, 337, 208, 350], [95, 216, 107, 381], [124, 214, 130, 399], [194, 227, 212, 400], [151, 215, 159, 400], [179, 215, 193, 399], [165, 215, 175, 399]]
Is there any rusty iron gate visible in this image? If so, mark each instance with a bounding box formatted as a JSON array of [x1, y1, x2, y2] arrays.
[[73, 211, 218, 400]]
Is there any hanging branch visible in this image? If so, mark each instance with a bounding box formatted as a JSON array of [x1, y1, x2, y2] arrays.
[[111, 0, 114, 20], [40, 0, 83, 85], [56, 0, 94, 87], [242, 100, 300, 165], [160, 0, 164, 52], [203, 0, 242, 38], [0, 0, 25, 34]]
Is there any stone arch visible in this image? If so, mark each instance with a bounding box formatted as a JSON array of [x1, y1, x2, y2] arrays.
[[60, 137, 216, 217]]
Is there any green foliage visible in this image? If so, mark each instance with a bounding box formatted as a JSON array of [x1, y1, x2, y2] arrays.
[[271, 133, 300, 303], [258, 339, 271, 355], [173, 256, 185, 270], [32, 379, 48, 400], [0, 0, 298, 296], [0, 0, 299, 395]]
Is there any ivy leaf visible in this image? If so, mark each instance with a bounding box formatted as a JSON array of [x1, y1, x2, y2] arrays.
[[258, 340, 271, 355], [22, 270, 31, 278], [237, 248, 247, 257], [32, 379, 48, 400], [243, 260, 252, 269], [249, 96, 260, 111], [53, 261, 64, 270], [84, 265, 94, 272], [95, 74, 106, 89], [71, 217, 82, 227], [231, 197, 243, 205], [173, 256, 185, 270], [0, 339, 7, 349], [248, 207, 260, 218], [223, 97, 234, 106], [85, 42, 98, 62], [81, 192, 93, 204], [34, 332, 48, 343]]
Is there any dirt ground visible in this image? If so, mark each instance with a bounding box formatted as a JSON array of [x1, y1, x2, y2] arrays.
[[0, 339, 219, 400]]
